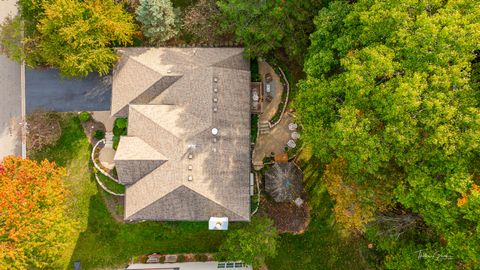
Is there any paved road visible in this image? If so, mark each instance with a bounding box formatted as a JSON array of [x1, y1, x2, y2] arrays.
[[26, 68, 112, 113], [0, 0, 22, 158]]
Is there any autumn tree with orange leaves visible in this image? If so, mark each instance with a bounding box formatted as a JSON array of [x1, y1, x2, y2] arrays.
[[0, 156, 76, 269]]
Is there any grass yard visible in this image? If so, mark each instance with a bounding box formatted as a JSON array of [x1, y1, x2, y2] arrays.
[[32, 114, 229, 269], [266, 148, 379, 270], [32, 113, 378, 269], [97, 172, 125, 194]]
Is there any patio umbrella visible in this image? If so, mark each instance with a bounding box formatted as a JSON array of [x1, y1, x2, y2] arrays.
[[288, 122, 298, 131], [287, 139, 296, 148], [265, 162, 304, 202], [291, 131, 300, 140]]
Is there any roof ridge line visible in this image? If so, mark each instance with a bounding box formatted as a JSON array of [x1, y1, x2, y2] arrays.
[[209, 51, 248, 71], [130, 104, 209, 141], [117, 135, 169, 161], [129, 105, 183, 146], [182, 184, 250, 221], [125, 182, 182, 220], [126, 185, 248, 221]]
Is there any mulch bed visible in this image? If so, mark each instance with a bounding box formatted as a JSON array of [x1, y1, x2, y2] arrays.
[[133, 253, 214, 264], [26, 111, 62, 156], [263, 197, 311, 234], [81, 118, 106, 146]]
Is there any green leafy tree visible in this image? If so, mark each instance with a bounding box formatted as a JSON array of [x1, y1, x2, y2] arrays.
[[0, 16, 24, 63], [12, 0, 136, 77], [182, 0, 225, 44], [0, 156, 76, 268], [217, 0, 324, 64], [37, 0, 136, 77], [135, 0, 178, 44], [297, 0, 480, 268], [217, 217, 278, 269]]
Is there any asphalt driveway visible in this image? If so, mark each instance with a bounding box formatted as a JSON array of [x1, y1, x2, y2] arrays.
[[26, 68, 112, 113]]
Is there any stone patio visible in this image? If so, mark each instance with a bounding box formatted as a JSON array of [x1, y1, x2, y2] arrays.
[[99, 147, 115, 170], [253, 113, 295, 169], [258, 60, 284, 122], [251, 61, 300, 170]]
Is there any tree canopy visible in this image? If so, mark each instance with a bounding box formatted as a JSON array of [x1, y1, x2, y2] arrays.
[[0, 156, 76, 268], [217, 0, 324, 64], [5, 0, 136, 77], [217, 217, 278, 268], [136, 0, 178, 45], [296, 0, 480, 268]]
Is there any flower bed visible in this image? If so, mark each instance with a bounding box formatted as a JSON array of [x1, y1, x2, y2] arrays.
[[131, 253, 214, 264]]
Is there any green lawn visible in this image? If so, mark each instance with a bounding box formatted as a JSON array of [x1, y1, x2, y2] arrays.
[[32, 114, 378, 269], [32, 114, 228, 269], [266, 148, 379, 270], [96, 172, 126, 194]]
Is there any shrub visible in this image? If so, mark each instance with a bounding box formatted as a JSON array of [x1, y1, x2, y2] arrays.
[[250, 58, 260, 82], [194, 254, 208, 262], [113, 126, 122, 137], [250, 114, 258, 143], [217, 217, 278, 268], [177, 254, 186, 262], [115, 117, 128, 129], [136, 0, 178, 44], [181, 0, 223, 44], [113, 118, 128, 138], [113, 135, 121, 150], [79, 111, 91, 122], [263, 156, 273, 164], [0, 16, 23, 63], [93, 130, 105, 140]]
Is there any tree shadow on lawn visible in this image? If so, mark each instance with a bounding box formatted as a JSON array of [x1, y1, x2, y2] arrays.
[[68, 187, 233, 269], [265, 149, 382, 270], [31, 114, 229, 269]]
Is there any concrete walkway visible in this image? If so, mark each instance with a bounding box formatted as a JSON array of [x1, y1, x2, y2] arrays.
[[92, 111, 115, 132], [0, 0, 22, 158]]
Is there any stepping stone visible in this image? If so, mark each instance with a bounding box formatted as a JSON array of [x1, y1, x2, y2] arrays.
[[164, 255, 177, 263]]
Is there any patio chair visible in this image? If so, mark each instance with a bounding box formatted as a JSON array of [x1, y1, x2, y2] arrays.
[[265, 73, 273, 83]]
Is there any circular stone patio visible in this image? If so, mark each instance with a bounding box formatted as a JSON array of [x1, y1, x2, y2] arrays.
[[99, 147, 115, 170]]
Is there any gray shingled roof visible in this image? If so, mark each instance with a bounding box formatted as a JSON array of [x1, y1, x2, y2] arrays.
[[112, 47, 251, 221]]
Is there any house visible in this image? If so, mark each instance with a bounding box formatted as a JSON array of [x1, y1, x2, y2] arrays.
[[111, 48, 251, 221]]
